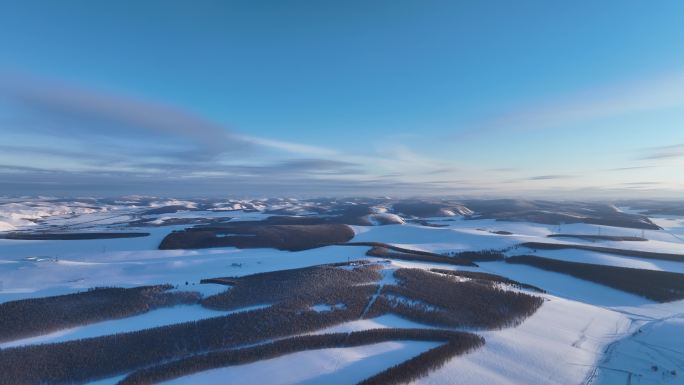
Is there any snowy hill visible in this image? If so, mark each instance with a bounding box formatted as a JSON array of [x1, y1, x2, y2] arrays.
[[0, 197, 682, 385]]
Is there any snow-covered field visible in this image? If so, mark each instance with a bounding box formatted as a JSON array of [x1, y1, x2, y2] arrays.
[[1, 197, 682, 385], [162, 341, 441, 385]]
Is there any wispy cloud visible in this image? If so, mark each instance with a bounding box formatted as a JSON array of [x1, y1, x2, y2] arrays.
[[621, 181, 664, 185], [526, 174, 574, 181], [0, 73, 385, 194], [638, 143, 684, 160], [236, 135, 339, 157], [3, 72, 679, 197], [607, 165, 657, 171], [0, 74, 247, 158], [488, 167, 519, 173], [458, 71, 684, 137], [0, 72, 385, 192], [0, 163, 462, 197]]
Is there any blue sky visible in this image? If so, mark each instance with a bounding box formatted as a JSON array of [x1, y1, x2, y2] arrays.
[[1, 0, 683, 197]]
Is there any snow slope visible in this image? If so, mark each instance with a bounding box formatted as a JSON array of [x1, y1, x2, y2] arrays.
[[159, 341, 440, 385], [424, 297, 630, 385], [1, 199, 683, 385], [592, 300, 684, 385]]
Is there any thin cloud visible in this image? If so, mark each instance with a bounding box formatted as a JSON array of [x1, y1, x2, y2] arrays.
[[607, 165, 657, 171], [0, 74, 245, 156], [0, 73, 370, 178], [526, 174, 575, 181], [457, 71, 684, 138], [488, 168, 519, 173], [621, 181, 664, 185], [424, 167, 462, 175], [0, 144, 103, 160], [215, 158, 365, 177], [238, 135, 339, 157], [0, 164, 448, 197], [0, 73, 481, 194], [638, 143, 684, 160], [3, 73, 680, 198]]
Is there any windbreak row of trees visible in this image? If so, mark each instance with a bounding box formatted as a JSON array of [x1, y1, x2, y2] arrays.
[[357, 332, 482, 385], [547, 234, 646, 242], [0, 285, 200, 343], [364, 245, 477, 266], [430, 268, 545, 293], [365, 269, 544, 329], [521, 242, 684, 262], [117, 328, 484, 385], [450, 250, 505, 261], [506, 255, 684, 302]]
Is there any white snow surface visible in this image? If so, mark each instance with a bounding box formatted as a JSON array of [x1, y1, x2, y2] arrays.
[[424, 296, 630, 385], [159, 341, 440, 385], [1, 198, 683, 385]]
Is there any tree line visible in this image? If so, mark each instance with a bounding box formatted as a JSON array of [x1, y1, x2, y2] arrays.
[[430, 268, 545, 293], [450, 250, 505, 261], [506, 255, 684, 302], [365, 245, 477, 266], [520, 242, 684, 262], [118, 328, 484, 385], [0, 285, 199, 343]]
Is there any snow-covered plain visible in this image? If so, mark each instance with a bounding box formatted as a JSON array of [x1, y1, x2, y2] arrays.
[[1, 198, 683, 385]]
